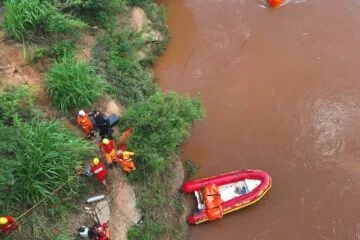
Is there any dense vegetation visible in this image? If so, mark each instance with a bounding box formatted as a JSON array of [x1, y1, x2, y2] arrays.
[[118, 92, 203, 239], [93, 30, 158, 106], [0, 86, 94, 239], [3, 0, 87, 41], [120, 92, 204, 176], [1, 0, 203, 239], [46, 55, 106, 113]]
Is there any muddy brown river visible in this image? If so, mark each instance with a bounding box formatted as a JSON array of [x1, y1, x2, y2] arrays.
[[155, 0, 360, 239]]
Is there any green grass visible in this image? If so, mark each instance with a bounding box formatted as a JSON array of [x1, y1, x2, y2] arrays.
[[50, 39, 76, 59], [0, 86, 95, 239], [46, 55, 106, 112], [185, 159, 198, 179], [124, 0, 170, 66], [89, 4, 201, 239], [3, 0, 53, 41], [92, 30, 157, 106], [53, 0, 125, 28], [127, 163, 188, 240], [48, 13, 87, 34], [3, 0, 87, 41], [119, 91, 204, 177], [0, 87, 94, 209]]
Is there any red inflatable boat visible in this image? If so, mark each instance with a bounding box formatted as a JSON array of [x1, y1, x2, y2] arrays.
[[182, 169, 272, 224]]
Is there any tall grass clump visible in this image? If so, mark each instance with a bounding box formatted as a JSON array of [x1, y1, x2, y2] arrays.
[[47, 55, 105, 112], [3, 0, 87, 41], [119, 91, 204, 177], [0, 85, 38, 124], [0, 87, 94, 210], [3, 0, 53, 41], [0, 120, 92, 208], [0, 86, 94, 239], [93, 31, 157, 106]]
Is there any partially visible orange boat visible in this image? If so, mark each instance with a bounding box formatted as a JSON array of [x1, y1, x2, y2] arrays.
[[181, 169, 272, 224]]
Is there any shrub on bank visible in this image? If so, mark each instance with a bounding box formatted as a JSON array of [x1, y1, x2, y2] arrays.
[[47, 56, 105, 113], [119, 91, 205, 176], [53, 0, 125, 27], [93, 31, 157, 106]]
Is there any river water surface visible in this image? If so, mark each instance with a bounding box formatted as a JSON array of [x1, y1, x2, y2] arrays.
[[155, 0, 360, 239]]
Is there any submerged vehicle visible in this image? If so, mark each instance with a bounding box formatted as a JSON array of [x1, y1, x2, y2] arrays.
[[182, 169, 272, 224]]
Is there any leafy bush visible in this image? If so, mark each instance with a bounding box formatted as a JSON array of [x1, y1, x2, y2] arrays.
[[119, 92, 204, 176], [93, 31, 157, 106], [50, 39, 76, 59], [3, 0, 53, 41], [47, 56, 105, 112], [53, 0, 125, 27], [23, 46, 48, 63], [48, 13, 87, 34], [125, 0, 150, 6]]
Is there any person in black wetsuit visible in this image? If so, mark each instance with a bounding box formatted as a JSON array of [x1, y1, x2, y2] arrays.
[[90, 110, 113, 140]]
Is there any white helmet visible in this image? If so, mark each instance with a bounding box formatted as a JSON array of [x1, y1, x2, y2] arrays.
[[78, 110, 85, 116], [78, 226, 89, 238]]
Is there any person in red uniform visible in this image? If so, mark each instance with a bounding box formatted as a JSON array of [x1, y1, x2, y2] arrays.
[[90, 222, 110, 240], [98, 138, 117, 168], [90, 158, 109, 191], [0, 216, 18, 235]]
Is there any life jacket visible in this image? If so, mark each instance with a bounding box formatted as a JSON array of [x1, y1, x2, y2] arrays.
[[118, 128, 133, 151], [77, 114, 93, 128], [202, 184, 223, 221]]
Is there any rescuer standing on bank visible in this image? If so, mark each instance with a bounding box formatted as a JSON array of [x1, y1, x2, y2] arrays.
[[98, 138, 117, 168], [77, 110, 95, 139], [90, 158, 109, 190]]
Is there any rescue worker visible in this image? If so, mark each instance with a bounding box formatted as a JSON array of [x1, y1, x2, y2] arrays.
[[89, 222, 110, 240], [90, 158, 109, 190], [77, 110, 95, 139], [115, 150, 136, 173], [0, 215, 18, 235], [91, 111, 112, 139], [98, 138, 117, 168], [118, 128, 133, 151]]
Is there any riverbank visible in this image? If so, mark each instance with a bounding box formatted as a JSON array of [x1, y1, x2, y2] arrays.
[[0, 0, 202, 239]]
